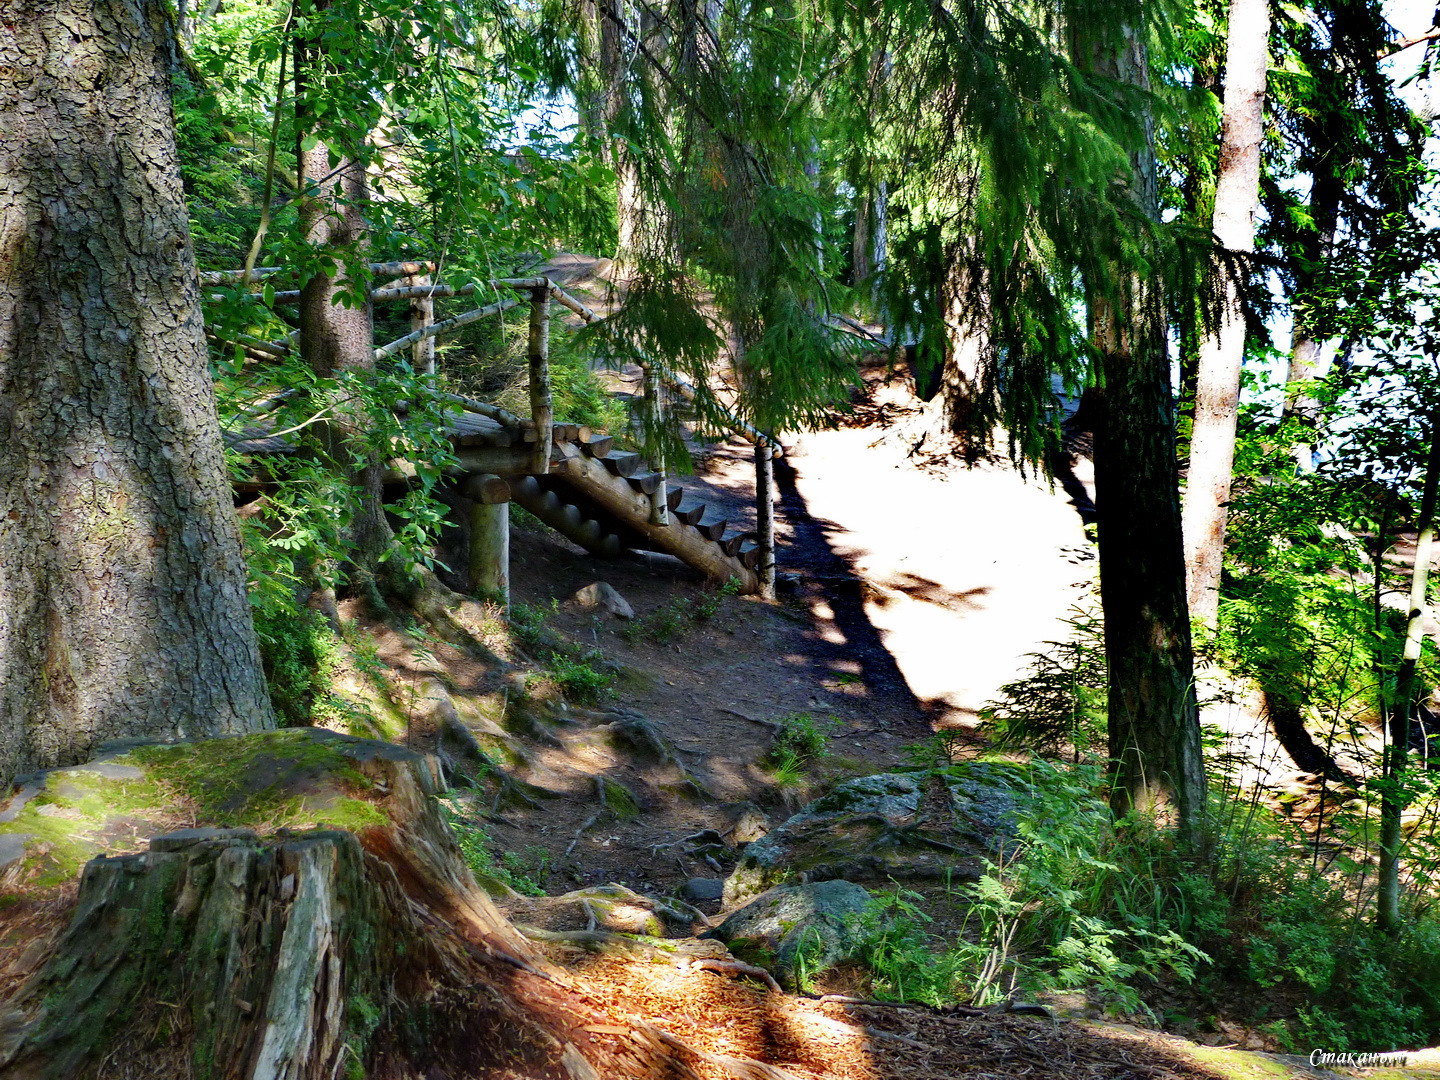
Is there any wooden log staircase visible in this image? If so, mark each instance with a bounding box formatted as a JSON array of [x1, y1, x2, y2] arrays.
[[209, 262, 778, 599]]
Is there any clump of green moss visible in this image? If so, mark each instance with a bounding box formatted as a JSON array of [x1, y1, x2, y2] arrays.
[[0, 730, 393, 891]]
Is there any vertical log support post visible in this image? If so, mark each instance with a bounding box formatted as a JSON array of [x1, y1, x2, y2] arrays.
[[755, 439, 776, 599], [462, 474, 511, 610], [528, 284, 553, 475], [408, 273, 435, 375], [644, 364, 670, 526]]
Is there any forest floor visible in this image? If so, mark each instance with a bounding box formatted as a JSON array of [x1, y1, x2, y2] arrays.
[[470, 360, 1096, 904], [413, 362, 1439, 1078]]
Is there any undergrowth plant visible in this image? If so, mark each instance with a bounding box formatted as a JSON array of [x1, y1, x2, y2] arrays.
[[847, 754, 1440, 1047], [440, 798, 547, 896], [764, 712, 839, 786], [620, 592, 726, 644], [980, 603, 1107, 762], [511, 601, 616, 703]]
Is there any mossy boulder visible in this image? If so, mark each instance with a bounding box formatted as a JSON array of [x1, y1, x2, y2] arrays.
[[722, 767, 1018, 907], [702, 880, 873, 990]]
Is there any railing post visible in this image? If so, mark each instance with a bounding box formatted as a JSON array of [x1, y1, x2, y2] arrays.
[[643, 364, 670, 526], [755, 439, 776, 599], [462, 474, 511, 610], [528, 283, 552, 475], [407, 273, 435, 374]]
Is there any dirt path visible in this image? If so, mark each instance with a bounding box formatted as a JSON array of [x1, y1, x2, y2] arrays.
[[701, 366, 1095, 729], [489, 363, 1098, 904]]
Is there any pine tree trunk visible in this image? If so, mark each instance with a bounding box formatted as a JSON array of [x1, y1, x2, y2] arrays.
[[852, 191, 872, 285], [0, 0, 275, 789], [940, 254, 993, 458], [1182, 0, 1269, 626], [1081, 21, 1206, 844]]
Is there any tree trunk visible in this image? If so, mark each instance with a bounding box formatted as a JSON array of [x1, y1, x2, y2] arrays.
[[1283, 157, 1343, 473], [852, 191, 871, 286], [0, 0, 275, 789], [1081, 21, 1206, 844], [1378, 408, 1440, 933], [295, 34, 395, 593], [1182, 0, 1269, 626], [940, 253, 994, 459]]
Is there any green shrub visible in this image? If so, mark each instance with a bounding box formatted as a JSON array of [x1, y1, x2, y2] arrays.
[[253, 607, 342, 727], [547, 653, 616, 702], [979, 604, 1106, 762], [441, 800, 546, 896]]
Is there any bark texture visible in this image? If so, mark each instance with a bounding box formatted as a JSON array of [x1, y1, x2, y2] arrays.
[[1083, 23, 1206, 842], [0, 0, 274, 788], [1182, 0, 1269, 625]]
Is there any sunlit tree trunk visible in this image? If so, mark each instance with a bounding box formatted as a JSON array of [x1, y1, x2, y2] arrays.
[[1183, 0, 1270, 626], [0, 0, 274, 787], [1283, 154, 1343, 472], [1378, 408, 1440, 933]]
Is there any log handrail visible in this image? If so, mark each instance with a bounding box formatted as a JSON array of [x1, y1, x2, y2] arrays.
[[201, 260, 776, 593]]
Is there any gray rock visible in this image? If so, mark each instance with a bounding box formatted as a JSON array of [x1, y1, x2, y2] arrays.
[[0, 834, 30, 872], [703, 880, 873, 990], [569, 582, 635, 619], [724, 802, 770, 845], [681, 877, 725, 904], [62, 761, 144, 781], [723, 767, 1017, 906]]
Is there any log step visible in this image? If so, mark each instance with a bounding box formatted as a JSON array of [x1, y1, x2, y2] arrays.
[[693, 513, 728, 541], [626, 471, 664, 495], [665, 485, 685, 511], [602, 452, 643, 478], [674, 501, 707, 526], [720, 529, 757, 557], [551, 421, 580, 443], [739, 541, 760, 569], [581, 434, 614, 458]]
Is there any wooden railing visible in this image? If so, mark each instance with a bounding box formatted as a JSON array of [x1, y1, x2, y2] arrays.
[[200, 261, 780, 598]]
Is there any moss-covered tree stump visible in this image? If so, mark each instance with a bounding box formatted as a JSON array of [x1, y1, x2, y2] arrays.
[[0, 730, 786, 1079]]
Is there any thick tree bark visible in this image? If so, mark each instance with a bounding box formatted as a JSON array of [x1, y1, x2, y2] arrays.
[[582, 0, 641, 259], [852, 191, 872, 285], [1082, 22, 1207, 844], [940, 253, 994, 459], [1183, 0, 1269, 626], [0, 0, 274, 788]]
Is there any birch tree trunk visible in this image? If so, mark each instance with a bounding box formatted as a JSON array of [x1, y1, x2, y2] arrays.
[[1378, 409, 1440, 933], [0, 0, 275, 788], [1081, 21, 1207, 845], [1183, 0, 1270, 626]]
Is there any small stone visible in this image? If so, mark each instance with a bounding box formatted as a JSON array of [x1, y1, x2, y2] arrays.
[[681, 877, 724, 904], [0, 834, 30, 873], [569, 582, 635, 619], [702, 880, 873, 990]]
